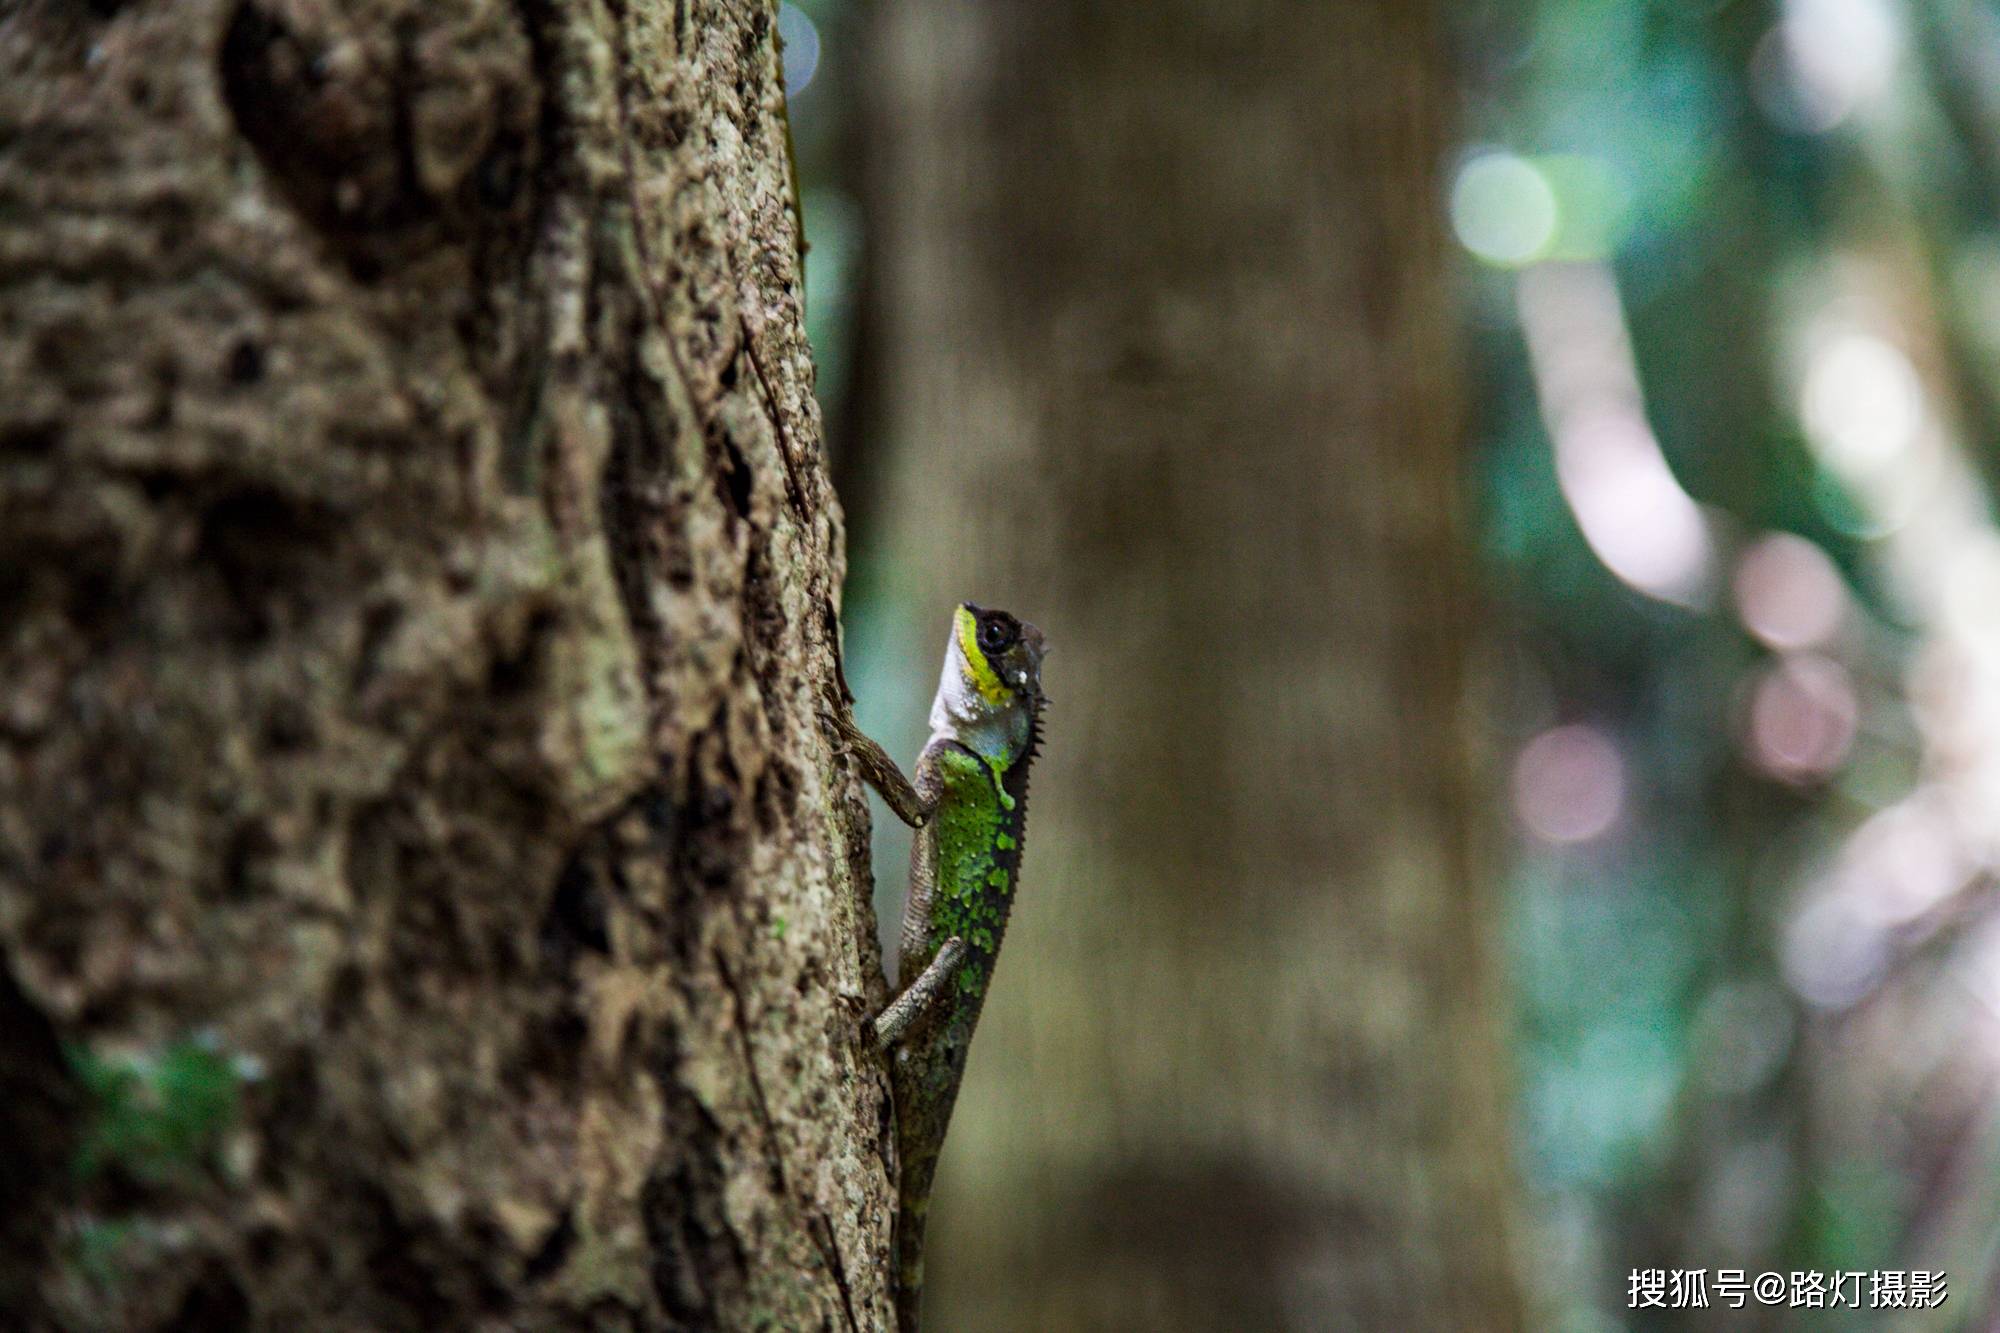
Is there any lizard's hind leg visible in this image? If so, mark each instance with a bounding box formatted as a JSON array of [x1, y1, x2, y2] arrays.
[[871, 936, 966, 1052]]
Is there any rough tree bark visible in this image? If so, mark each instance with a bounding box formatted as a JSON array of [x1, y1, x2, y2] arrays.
[[0, 0, 896, 1328], [859, 2, 1526, 1328]]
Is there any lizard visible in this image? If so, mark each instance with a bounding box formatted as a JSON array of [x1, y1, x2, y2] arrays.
[[827, 601, 1047, 1333]]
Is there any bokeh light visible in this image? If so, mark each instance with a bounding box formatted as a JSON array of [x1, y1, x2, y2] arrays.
[[778, 3, 822, 97], [1446, 1, 2000, 1323], [1751, 0, 1900, 134], [1801, 331, 1925, 479], [1518, 262, 1716, 606], [1733, 532, 1847, 651], [1451, 151, 1558, 267], [1746, 654, 1857, 784], [1940, 532, 2000, 658], [1512, 723, 1625, 845], [1846, 790, 1969, 928], [1782, 888, 1889, 1010]]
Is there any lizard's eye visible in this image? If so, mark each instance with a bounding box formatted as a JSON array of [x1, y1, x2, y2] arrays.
[[978, 616, 1017, 654]]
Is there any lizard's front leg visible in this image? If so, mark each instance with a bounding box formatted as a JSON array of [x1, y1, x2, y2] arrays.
[[822, 684, 934, 829]]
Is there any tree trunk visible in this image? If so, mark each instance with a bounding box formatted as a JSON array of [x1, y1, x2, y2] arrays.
[[0, 1, 896, 1328], [857, 3, 1525, 1328]]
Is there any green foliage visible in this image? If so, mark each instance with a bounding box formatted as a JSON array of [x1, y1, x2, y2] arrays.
[[67, 1217, 138, 1291], [1512, 852, 1720, 1190], [1797, 1162, 1901, 1275], [1457, 0, 1989, 1321], [68, 1038, 243, 1185]]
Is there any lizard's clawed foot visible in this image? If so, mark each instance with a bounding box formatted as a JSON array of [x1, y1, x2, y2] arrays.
[[870, 936, 966, 1053]]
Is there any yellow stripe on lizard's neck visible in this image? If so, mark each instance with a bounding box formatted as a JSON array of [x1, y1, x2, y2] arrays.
[[955, 607, 1013, 707]]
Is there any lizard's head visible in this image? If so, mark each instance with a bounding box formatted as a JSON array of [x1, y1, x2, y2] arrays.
[[945, 602, 1046, 721]]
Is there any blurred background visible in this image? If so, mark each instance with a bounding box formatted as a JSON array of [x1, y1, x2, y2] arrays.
[[785, 0, 2000, 1327]]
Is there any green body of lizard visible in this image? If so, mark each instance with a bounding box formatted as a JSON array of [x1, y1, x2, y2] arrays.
[[833, 602, 1046, 1333]]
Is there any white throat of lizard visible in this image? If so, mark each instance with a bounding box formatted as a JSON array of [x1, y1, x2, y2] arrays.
[[929, 630, 1032, 767]]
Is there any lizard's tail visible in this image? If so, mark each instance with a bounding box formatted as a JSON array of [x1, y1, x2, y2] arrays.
[[893, 1214, 926, 1333], [893, 1150, 939, 1332]]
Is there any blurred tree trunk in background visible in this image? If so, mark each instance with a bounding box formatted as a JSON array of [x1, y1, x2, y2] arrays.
[[0, 1, 896, 1327], [860, 2, 1525, 1328]]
